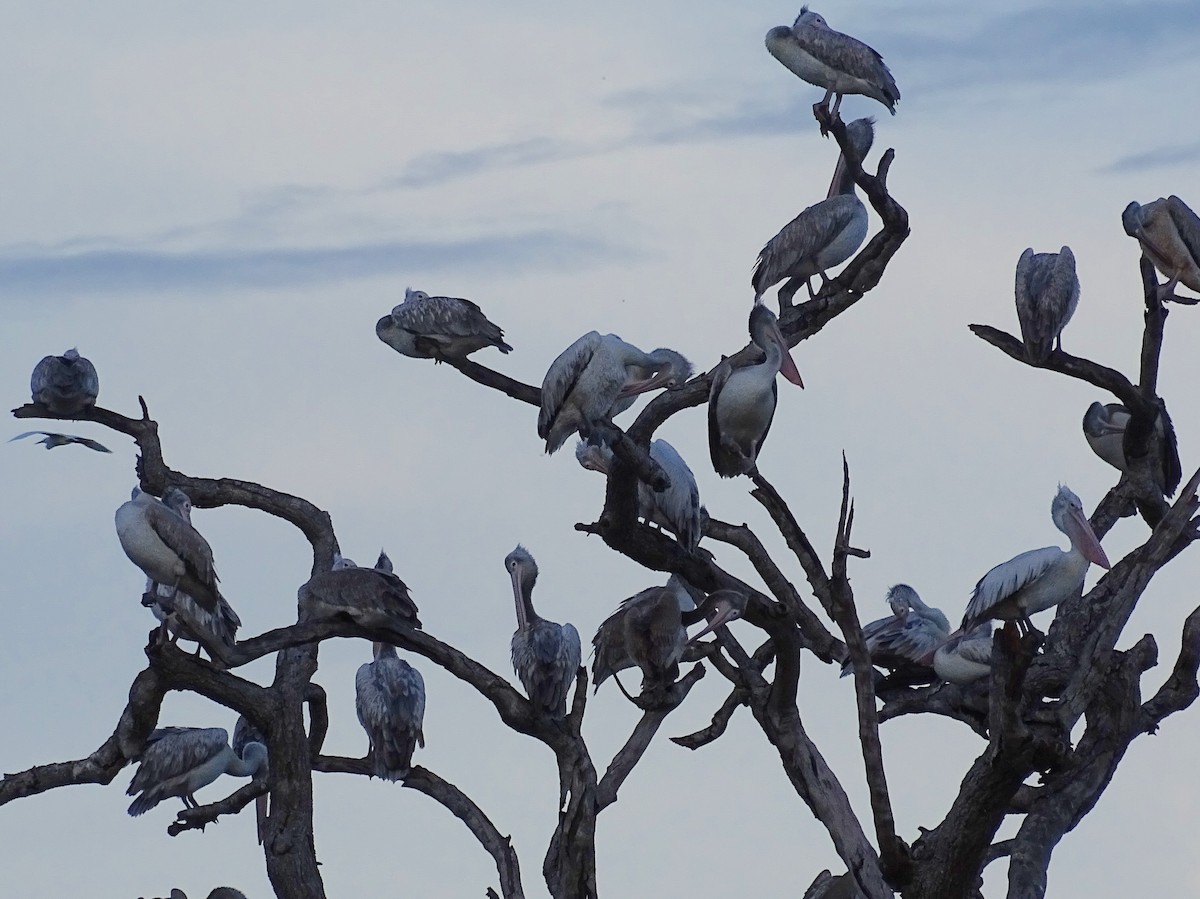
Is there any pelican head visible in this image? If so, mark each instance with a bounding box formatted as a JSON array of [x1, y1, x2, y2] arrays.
[[795, 7, 829, 29], [1082, 402, 1125, 438], [162, 486, 192, 518], [505, 545, 539, 630], [63, 347, 81, 362], [332, 553, 358, 570], [376, 549, 393, 573], [617, 348, 694, 399], [885, 583, 919, 617], [404, 287, 431, 303], [827, 117, 876, 198], [1121, 202, 1143, 238], [749, 303, 804, 386], [574, 437, 613, 474], [687, 589, 749, 643], [1051, 485, 1111, 569]]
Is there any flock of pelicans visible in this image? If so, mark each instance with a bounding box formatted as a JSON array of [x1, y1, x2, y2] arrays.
[[12, 6, 1200, 859]]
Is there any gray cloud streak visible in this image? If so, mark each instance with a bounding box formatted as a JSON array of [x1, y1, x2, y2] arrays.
[[1101, 141, 1200, 174]]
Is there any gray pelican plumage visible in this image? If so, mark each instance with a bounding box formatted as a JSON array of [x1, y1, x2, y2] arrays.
[[127, 726, 267, 818], [376, 287, 513, 360], [682, 589, 750, 644], [765, 8, 900, 118], [207, 890, 249, 899], [299, 550, 421, 629], [231, 716, 268, 844], [1122, 196, 1200, 301], [538, 332, 693, 454], [1082, 401, 1181, 496], [1014, 246, 1080, 363], [839, 583, 949, 676], [962, 485, 1111, 634], [753, 116, 875, 308], [575, 436, 706, 551], [505, 545, 581, 718], [116, 487, 223, 615], [933, 623, 994, 685], [591, 576, 698, 694], [707, 303, 804, 478], [29, 348, 99, 415], [356, 642, 426, 781], [8, 430, 111, 453]]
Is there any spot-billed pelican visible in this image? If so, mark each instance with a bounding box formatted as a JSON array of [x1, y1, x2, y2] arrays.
[[1014, 246, 1079, 363], [299, 551, 421, 629], [506, 545, 581, 718], [356, 642, 426, 781], [376, 287, 512, 360], [1082, 401, 1181, 496], [8, 431, 111, 452], [30, 348, 99, 415], [1122, 196, 1200, 302], [127, 727, 267, 818]]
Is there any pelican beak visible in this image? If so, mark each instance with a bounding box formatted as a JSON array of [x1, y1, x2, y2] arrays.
[[772, 322, 804, 387], [687, 602, 739, 644], [255, 793, 269, 845], [827, 152, 849, 199], [510, 567, 529, 631], [616, 368, 677, 399], [1069, 506, 1111, 569]]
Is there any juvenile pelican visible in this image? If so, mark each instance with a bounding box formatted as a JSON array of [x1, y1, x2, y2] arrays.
[[575, 436, 706, 551], [933, 623, 994, 685], [127, 727, 267, 817], [683, 589, 749, 643], [1122, 196, 1200, 301], [376, 287, 513, 360], [506, 546, 581, 718], [708, 303, 804, 478], [356, 642, 426, 781], [840, 584, 949, 676], [538, 332, 692, 454], [30, 348, 99, 415], [1082, 401, 1181, 496], [753, 116, 876, 308], [765, 8, 900, 117], [8, 430, 111, 453], [299, 551, 421, 629], [962, 485, 1111, 634], [1014, 246, 1080, 363]]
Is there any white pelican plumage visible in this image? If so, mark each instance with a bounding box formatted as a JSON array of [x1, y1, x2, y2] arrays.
[[538, 332, 692, 454], [707, 303, 804, 478], [1014, 246, 1080, 363], [765, 8, 899, 118], [753, 117, 876, 308], [575, 436, 706, 551], [356, 642, 426, 781], [30, 348, 99, 415], [127, 726, 267, 817], [299, 550, 421, 629], [376, 287, 512, 361], [1122, 196, 1200, 302], [962, 485, 1111, 634], [505, 545, 581, 718], [933, 623, 994, 685], [1082, 401, 1181, 496]]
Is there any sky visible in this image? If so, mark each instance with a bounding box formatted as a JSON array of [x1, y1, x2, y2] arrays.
[[2, 2, 1200, 897]]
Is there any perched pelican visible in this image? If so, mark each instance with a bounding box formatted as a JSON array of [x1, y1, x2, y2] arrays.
[[30, 348, 99, 415], [839, 584, 949, 677], [708, 303, 804, 478], [356, 642, 426, 781], [538, 332, 692, 454], [592, 576, 698, 693], [127, 727, 267, 817], [1082, 401, 1181, 496], [1014, 246, 1080, 363], [682, 589, 750, 643], [298, 551, 421, 629], [232, 716, 268, 844], [116, 487, 223, 615], [962, 485, 1111, 634], [933, 623, 994, 685], [753, 116, 876, 308], [505, 546, 581, 718], [1121, 196, 1200, 301], [8, 430, 111, 453], [575, 436, 706, 551], [376, 287, 513, 360], [765, 8, 900, 117]]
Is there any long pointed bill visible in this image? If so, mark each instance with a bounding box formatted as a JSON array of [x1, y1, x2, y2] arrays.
[[511, 569, 529, 631], [255, 794, 269, 845], [616, 368, 676, 399], [827, 152, 850, 199], [771, 323, 804, 387], [1069, 506, 1111, 569], [687, 605, 738, 644]]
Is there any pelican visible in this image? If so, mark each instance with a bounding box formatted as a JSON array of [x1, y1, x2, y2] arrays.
[[1014, 246, 1080, 363], [1082, 401, 1181, 496], [682, 589, 750, 643], [1121, 196, 1200, 301], [839, 583, 949, 677], [753, 116, 876, 308], [376, 287, 513, 361], [505, 545, 581, 718], [708, 303, 804, 478], [232, 716, 268, 844], [356, 642, 426, 781], [933, 623, 994, 685], [116, 487, 223, 615], [143, 488, 241, 661], [298, 551, 421, 629], [765, 8, 900, 117], [962, 485, 1111, 634], [592, 576, 698, 694], [575, 436, 706, 551], [8, 430, 111, 452], [538, 332, 693, 454], [30, 348, 99, 415], [127, 726, 267, 817]]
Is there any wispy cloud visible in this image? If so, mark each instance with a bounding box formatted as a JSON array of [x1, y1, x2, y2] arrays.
[[1100, 141, 1200, 174]]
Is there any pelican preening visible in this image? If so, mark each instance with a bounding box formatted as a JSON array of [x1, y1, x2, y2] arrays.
[[1121, 196, 1200, 302], [506, 545, 581, 718], [962, 485, 1111, 634], [576, 436, 706, 551], [232, 716, 268, 844], [1082, 401, 1181, 496], [592, 575, 698, 694], [538, 332, 693, 454], [839, 584, 949, 677], [933, 623, 994, 685], [299, 551, 421, 629], [1014, 246, 1080, 363], [708, 303, 804, 478], [376, 287, 513, 360], [116, 487, 224, 616], [765, 8, 900, 118], [356, 642, 426, 781], [127, 726, 267, 818], [29, 348, 99, 415], [8, 430, 111, 453], [753, 116, 876, 308]]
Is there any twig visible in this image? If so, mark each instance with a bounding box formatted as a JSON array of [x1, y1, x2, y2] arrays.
[[167, 779, 267, 836]]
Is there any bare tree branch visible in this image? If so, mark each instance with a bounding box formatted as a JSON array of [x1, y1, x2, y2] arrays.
[[167, 779, 268, 837]]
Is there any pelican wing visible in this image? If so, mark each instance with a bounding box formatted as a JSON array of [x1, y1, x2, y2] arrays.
[[127, 727, 229, 813], [753, 195, 864, 293], [792, 19, 899, 98], [953, 631, 995, 667], [706, 359, 739, 477], [1015, 246, 1079, 362], [300, 567, 421, 629], [393, 294, 511, 352], [1158, 402, 1183, 496], [538, 331, 602, 441], [141, 500, 220, 610], [356, 655, 426, 780], [1166, 196, 1200, 268], [962, 546, 1060, 627], [644, 439, 703, 550]]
